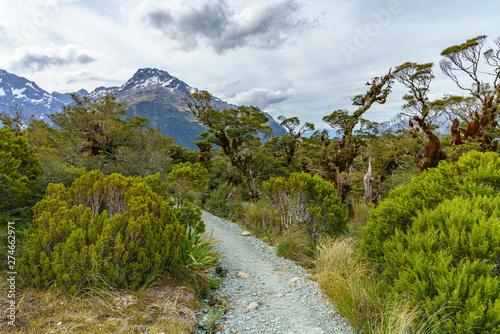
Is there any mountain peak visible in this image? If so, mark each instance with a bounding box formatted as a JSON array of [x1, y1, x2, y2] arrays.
[[118, 67, 193, 94], [134, 68, 172, 79]]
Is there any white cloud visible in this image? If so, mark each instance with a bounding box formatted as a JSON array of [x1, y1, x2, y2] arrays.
[[207, 79, 241, 93], [229, 87, 296, 108], [8, 44, 102, 71]]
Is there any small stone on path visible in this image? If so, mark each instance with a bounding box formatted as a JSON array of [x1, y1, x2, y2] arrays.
[[247, 302, 259, 310], [237, 272, 250, 278], [289, 277, 303, 286], [241, 231, 252, 236], [273, 293, 285, 298]]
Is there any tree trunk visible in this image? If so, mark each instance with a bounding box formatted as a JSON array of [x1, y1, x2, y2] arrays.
[[363, 159, 373, 203], [243, 168, 260, 199]]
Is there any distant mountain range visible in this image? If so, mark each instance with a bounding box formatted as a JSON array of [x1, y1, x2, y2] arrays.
[[0, 68, 286, 150]]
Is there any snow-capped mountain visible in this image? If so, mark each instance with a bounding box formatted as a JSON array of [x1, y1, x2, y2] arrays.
[[85, 68, 285, 149], [88, 68, 194, 100], [0, 69, 70, 121], [0, 68, 286, 150], [88, 68, 226, 105], [118, 68, 195, 95]]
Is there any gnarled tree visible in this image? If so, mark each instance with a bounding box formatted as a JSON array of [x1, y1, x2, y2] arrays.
[[394, 62, 447, 172], [49, 94, 172, 177], [320, 69, 393, 200], [275, 115, 315, 164], [185, 91, 272, 199], [440, 35, 500, 151]]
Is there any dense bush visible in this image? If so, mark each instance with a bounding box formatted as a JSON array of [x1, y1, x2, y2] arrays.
[[0, 128, 41, 222], [19, 170, 184, 293], [167, 161, 209, 206], [362, 150, 500, 262], [173, 201, 205, 234], [204, 182, 244, 219], [362, 151, 500, 332], [262, 172, 347, 238], [383, 195, 500, 332]]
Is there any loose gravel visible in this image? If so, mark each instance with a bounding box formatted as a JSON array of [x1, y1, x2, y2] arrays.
[[197, 211, 354, 334]]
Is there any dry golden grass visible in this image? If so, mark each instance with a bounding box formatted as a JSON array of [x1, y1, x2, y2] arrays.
[[316, 237, 444, 334], [0, 280, 200, 334]]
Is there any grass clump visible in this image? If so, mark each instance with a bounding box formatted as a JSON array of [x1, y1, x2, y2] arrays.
[[0, 282, 199, 333], [316, 237, 444, 334], [276, 225, 315, 267], [204, 182, 244, 220]]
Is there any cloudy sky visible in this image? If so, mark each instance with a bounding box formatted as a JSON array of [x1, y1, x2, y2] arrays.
[[0, 0, 498, 128]]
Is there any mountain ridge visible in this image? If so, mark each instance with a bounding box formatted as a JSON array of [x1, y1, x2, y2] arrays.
[[0, 68, 286, 150]]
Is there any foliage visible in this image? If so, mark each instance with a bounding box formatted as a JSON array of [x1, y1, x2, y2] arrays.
[[252, 137, 295, 185], [274, 115, 314, 164], [0, 105, 36, 136], [318, 70, 393, 201], [204, 156, 241, 192], [440, 35, 500, 152], [383, 195, 500, 332], [276, 225, 314, 267], [243, 197, 280, 235], [179, 226, 223, 274], [393, 62, 447, 172], [164, 136, 199, 165], [186, 90, 272, 198], [173, 201, 205, 234], [19, 170, 184, 293], [316, 237, 444, 334], [204, 182, 244, 220], [10, 284, 199, 333], [48, 94, 172, 177], [262, 172, 348, 238], [0, 128, 42, 222], [167, 161, 209, 206], [362, 150, 500, 332], [361, 150, 500, 262], [23, 120, 86, 190]]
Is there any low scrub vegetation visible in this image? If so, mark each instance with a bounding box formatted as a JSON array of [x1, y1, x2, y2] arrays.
[[3, 34, 500, 332]]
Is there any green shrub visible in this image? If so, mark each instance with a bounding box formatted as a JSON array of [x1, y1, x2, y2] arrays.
[[19, 170, 184, 293], [383, 195, 500, 332], [362, 150, 500, 262], [361, 151, 500, 332], [317, 237, 446, 334], [173, 201, 205, 234], [0, 128, 42, 223], [262, 172, 348, 238], [167, 161, 209, 206], [204, 182, 243, 219]]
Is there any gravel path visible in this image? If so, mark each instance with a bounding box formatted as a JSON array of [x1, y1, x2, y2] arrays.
[[198, 211, 354, 334]]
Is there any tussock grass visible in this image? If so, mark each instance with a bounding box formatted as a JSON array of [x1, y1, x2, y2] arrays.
[[277, 225, 315, 268], [316, 237, 444, 334], [243, 197, 280, 235], [348, 199, 373, 237], [0, 281, 199, 333]]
